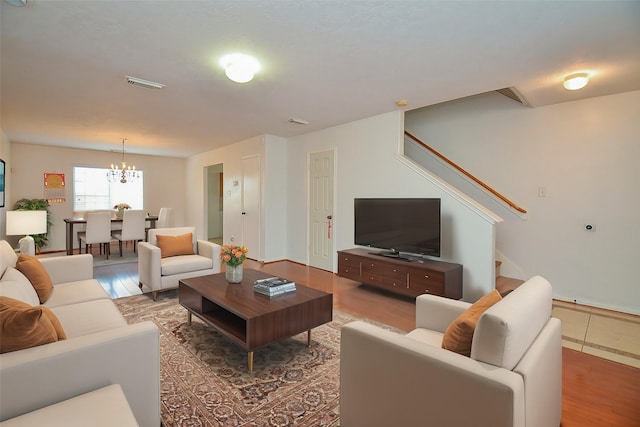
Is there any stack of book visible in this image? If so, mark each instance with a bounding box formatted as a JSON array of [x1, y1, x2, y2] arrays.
[[253, 277, 296, 297]]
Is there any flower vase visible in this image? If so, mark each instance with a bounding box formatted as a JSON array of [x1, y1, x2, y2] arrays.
[[225, 264, 243, 283], [116, 208, 125, 218]]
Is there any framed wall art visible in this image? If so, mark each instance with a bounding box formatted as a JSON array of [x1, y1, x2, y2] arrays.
[[0, 158, 5, 208]]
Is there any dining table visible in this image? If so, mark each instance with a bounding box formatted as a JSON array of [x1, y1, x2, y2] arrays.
[[63, 215, 158, 255]]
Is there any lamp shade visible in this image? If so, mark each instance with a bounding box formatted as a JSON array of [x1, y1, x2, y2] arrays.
[[6, 211, 47, 235]]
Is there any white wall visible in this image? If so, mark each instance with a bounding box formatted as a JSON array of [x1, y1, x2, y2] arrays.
[[286, 111, 498, 302], [185, 135, 263, 254], [263, 135, 289, 261], [185, 134, 290, 262], [406, 90, 640, 314], [7, 143, 187, 251]]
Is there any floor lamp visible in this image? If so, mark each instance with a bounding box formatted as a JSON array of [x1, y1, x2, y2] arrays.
[[6, 210, 47, 256]]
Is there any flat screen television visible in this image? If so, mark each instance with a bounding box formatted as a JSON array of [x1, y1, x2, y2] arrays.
[[354, 198, 441, 258]]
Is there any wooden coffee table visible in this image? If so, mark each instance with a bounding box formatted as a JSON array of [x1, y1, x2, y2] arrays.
[[178, 269, 333, 371]]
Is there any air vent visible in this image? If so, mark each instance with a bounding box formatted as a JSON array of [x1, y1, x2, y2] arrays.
[[126, 76, 166, 90], [496, 87, 527, 105], [288, 118, 310, 125]]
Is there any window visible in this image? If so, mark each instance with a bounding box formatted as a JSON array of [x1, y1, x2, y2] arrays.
[[73, 166, 143, 211]]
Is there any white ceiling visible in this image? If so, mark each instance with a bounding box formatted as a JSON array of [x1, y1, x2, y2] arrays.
[[1, 0, 639, 158]]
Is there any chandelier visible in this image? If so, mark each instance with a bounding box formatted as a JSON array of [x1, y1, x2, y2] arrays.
[[107, 138, 140, 183]]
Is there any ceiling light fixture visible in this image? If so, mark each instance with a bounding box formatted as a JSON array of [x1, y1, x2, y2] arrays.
[[126, 76, 166, 90], [563, 73, 589, 91], [220, 54, 261, 83], [107, 139, 140, 184]]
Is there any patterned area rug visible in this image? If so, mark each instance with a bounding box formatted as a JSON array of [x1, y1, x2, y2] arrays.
[[114, 290, 397, 426]]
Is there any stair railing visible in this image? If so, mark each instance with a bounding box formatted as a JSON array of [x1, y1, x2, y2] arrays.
[[405, 130, 527, 214]]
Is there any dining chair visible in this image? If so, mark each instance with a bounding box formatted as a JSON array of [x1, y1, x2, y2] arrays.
[[112, 209, 146, 257], [77, 211, 113, 259], [157, 208, 171, 228]]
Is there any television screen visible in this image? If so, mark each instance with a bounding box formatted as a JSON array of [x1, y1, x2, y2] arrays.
[[354, 198, 441, 257]]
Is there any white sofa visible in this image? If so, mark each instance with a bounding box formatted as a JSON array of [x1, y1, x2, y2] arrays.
[[340, 276, 562, 427], [138, 226, 221, 300], [0, 240, 160, 427]]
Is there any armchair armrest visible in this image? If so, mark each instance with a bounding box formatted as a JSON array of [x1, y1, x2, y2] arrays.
[[196, 240, 221, 272], [340, 321, 524, 427], [0, 322, 160, 427], [415, 293, 470, 332], [137, 242, 161, 291], [39, 254, 94, 285]]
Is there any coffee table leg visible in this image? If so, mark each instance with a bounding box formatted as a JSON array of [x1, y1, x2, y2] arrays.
[[307, 330, 312, 350], [187, 311, 192, 325], [248, 351, 254, 372]]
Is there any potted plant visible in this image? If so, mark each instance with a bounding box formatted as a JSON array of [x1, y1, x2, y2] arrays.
[[114, 203, 131, 218], [13, 198, 51, 252], [220, 244, 248, 283]]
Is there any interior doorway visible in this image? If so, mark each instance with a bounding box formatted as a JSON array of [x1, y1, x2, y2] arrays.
[[206, 163, 223, 245], [308, 150, 335, 272]]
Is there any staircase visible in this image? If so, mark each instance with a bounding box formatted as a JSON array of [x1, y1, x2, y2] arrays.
[[495, 261, 524, 296]]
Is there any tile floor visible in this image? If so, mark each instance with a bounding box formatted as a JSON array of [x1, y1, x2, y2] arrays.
[[552, 300, 640, 368]]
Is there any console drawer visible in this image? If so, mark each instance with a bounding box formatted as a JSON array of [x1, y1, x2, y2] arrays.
[[361, 261, 383, 286], [408, 270, 445, 296]]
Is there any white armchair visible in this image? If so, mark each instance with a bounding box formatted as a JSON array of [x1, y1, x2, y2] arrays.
[[340, 276, 562, 427], [138, 227, 221, 301]]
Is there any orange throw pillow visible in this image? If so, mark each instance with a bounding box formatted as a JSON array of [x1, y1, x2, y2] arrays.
[[0, 296, 65, 354], [16, 254, 54, 303], [156, 233, 195, 258], [442, 289, 502, 357]]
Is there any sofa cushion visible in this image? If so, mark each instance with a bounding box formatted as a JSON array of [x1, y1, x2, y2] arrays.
[[161, 254, 213, 276], [0, 267, 40, 306], [0, 296, 66, 353], [15, 255, 54, 303], [43, 279, 111, 309], [471, 276, 553, 370], [0, 384, 140, 427], [441, 289, 501, 357], [156, 233, 195, 258], [50, 299, 127, 338], [0, 240, 19, 277]]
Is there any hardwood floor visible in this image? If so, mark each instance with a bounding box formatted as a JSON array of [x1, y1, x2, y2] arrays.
[[97, 259, 640, 427]]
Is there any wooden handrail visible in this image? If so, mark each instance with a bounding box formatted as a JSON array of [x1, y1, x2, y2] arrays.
[[404, 130, 527, 214]]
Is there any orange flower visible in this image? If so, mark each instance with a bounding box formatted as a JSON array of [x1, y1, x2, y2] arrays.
[[219, 244, 248, 267]]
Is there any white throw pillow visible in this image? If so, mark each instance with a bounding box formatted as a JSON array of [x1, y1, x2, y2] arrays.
[[0, 267, 40, 306]]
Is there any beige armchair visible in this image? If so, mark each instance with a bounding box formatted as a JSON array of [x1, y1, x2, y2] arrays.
[[138, 227, 221, 300], [340, 276, 562, 427]]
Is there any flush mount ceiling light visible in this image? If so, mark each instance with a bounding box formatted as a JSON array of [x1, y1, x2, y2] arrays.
[[220, 54, 261, 83], [563, 73, 589, 91]]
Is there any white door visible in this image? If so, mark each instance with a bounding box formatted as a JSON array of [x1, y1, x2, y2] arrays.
[[242, 156, 261, 260], [309, 150, 334, 271]]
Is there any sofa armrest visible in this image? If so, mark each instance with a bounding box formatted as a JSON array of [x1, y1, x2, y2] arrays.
[[340, 321, 524, 427], [196, 240, 221, 272], [137, 242, 161, 291], [415, 293, 470, 332], [0, 322, 160, 427], [39, 254, 94, 285]]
